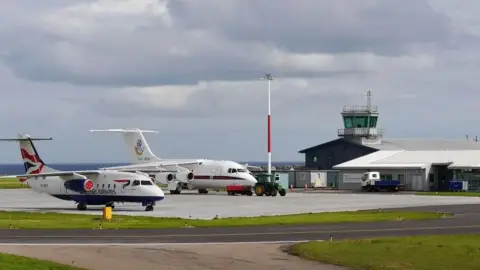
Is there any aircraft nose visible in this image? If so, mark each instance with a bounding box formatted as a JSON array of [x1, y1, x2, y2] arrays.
[[248, 175, 257, 185], [157, 186, 165, 197]]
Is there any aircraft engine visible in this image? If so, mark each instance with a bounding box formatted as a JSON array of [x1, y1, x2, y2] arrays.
[[154, 172, 175, 184], [64, 179, 95, 193], [175, 171, 194, 183]]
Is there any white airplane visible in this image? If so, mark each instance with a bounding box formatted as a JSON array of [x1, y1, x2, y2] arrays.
[[0, 133, 165, 211], [89, 128, 258, 195]]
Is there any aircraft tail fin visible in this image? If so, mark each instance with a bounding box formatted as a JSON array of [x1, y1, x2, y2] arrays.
[[89, 128, 161, 164], [0, 133, 57, 175]]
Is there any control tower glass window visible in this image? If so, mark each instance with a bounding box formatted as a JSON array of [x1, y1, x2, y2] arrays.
[[343, 117, 353, 128], [353, 117, 368, 128], [369, 116, 378, 128]]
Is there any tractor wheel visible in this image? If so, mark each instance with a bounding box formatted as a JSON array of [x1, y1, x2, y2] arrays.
[[271, 189, 278, 197], [279, 189, 286, 196], [255, 185, 265, 196]]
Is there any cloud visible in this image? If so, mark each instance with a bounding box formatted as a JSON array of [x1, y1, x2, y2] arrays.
[[0, 0, 479, 162], [0, 0, 442, 88]]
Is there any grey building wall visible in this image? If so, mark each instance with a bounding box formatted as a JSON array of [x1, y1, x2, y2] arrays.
[[302, 139, 377, 170]]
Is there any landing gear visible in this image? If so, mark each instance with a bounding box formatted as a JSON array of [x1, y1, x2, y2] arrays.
[[198, 189, 209, 194], [143, 201, 155, 211], [76, 202, 87, 211], [169, 183, 182, 194], [106, 202, 115, 209]]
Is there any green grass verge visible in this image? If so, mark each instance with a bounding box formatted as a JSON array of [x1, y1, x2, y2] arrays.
[[288, 234, 480, 270], [0, 253, 86, 270], [416, 191, 480, 197], [0, 178, 29, 189], [0, 210, 449, 229]]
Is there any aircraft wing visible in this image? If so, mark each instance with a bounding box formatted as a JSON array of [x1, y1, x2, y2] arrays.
[[101, 160, 201, 171], [0, 170, 101, 180]]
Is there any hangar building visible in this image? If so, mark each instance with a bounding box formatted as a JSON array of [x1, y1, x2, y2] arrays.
[[298, 91, 480, 191]]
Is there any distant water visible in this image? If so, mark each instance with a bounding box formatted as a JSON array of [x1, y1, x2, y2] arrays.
[[0, 161, 303, 175]]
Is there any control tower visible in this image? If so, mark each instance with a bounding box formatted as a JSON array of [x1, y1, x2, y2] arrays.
[[338, 90, 383, 145]]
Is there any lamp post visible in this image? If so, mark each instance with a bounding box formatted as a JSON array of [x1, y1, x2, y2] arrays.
[[260, 73, 274, 181]]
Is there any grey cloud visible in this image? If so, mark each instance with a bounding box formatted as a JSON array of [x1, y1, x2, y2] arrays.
[[169, 0, 455, 55], [0, 0, 455, 88]]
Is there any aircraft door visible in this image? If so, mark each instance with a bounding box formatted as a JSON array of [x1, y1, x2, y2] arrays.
[[231, 168, 238, 186]]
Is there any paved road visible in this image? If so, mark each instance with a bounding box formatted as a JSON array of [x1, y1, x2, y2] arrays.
[[1, 204, 479, 244]]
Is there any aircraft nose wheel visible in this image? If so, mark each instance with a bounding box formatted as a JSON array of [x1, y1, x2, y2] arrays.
[[145, 205, 154, 211], [76, 203, 87, 211]]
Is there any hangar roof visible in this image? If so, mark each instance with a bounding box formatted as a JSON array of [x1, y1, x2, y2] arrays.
[[365, 138, 480, 151], [333, 149, 480, 170], [299, 138, 480, 154]]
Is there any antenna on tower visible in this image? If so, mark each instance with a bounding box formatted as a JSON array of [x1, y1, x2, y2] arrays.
[[366, 89, 372, 112]]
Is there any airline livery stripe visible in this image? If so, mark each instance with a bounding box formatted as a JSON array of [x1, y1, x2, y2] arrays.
[[113, 180, 130, 183], [193, 175, 245, 180]]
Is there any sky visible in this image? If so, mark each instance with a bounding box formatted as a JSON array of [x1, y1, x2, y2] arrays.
[[0, 0, 479, 163]]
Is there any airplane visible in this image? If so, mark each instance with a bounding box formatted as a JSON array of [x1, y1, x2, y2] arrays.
[[0, 133, 165, 211], [88, 128, 258, 195]]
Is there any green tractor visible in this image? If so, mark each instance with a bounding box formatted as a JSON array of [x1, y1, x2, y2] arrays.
[[253, 173, 287, 197]]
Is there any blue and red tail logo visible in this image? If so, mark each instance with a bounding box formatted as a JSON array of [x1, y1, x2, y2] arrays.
[[21, 148, 44, 175]]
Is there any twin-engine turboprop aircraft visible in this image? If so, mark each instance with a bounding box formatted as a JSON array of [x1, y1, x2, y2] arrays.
[[0, 134, 165, 211]]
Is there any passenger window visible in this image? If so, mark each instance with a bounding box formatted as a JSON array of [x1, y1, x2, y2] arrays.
[[132, 180, 140, 186], [141, 180, 153, 185], [108, 184, 110, 188], [97, 184, 99, 188], [102, 184, 105, 188], [114, 184, 116, 189]]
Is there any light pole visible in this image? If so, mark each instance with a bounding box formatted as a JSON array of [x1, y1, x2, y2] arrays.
[[260, 73, 274, 181]]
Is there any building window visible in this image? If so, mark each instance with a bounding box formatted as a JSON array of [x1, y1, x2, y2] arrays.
[[343, 117, 353, 128], [369, 116, 378, 127], [353, 116, 368, 128], [381, 174, 393, 180]]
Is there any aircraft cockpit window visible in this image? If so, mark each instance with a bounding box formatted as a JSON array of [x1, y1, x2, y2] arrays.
[[132, 180, 140, 186], [141, 180, 153, 185], [237, 168, 246, 173], [230, 168, 237, 173]]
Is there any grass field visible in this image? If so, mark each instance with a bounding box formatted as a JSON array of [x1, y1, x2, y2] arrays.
[[288, 234, 480, 270], [0, 177, 29, 189], [0, 253, 86, 270], [0, 210, 449, 229], [416, 191, 480, 197]]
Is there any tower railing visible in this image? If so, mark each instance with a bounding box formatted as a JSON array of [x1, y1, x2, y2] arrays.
[[338, 128, 384, 137], [342, 105, 378, 113]]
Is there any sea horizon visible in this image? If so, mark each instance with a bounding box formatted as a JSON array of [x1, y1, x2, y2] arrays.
[[0, 161, 304, 175]]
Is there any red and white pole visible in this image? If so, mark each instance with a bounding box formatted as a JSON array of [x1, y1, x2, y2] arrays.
[[261, 73, 274, 181], [267, 77, 272, 177]]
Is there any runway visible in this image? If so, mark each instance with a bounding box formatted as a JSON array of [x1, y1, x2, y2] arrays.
[[1, 189, 479, 219], [1, 204, 479, 244]]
